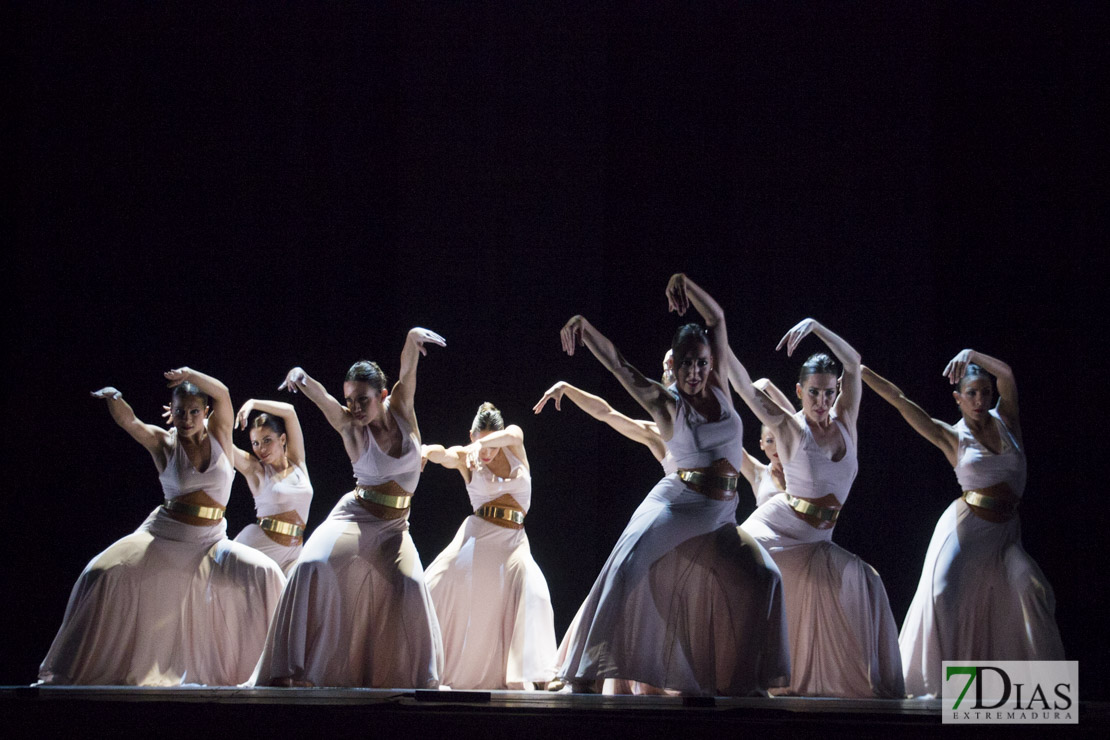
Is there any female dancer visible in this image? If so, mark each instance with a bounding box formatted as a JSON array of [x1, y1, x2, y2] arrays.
[[39, 369, 286, 686], [253, 328, 445, 688], [734, 319, 904, 698], [862, 352, 1064, 697], [554, 274, 789, 696], [230, 400, 312, 573], [740, 422, 786, 510], [421, 402, 557, 690]]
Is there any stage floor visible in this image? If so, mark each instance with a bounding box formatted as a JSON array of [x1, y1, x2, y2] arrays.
[[5, 686, 1106, 738]]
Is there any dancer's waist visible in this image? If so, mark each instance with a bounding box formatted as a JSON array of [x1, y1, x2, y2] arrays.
[[962, 488, 1019, 519], [783, 493, 841, 525], [354, 482, 412, 519], [475, 504, 525, 529], [677, 463, 739, 501], [257, 516, 305, 540], [162, 495, 225, 524]]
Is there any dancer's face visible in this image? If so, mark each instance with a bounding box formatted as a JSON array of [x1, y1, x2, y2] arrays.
[[250, 426, 287, 465], [674, 343, 712, 396], [953, 376, 993, 422], [343, 381, 385, 426], [170, 395, 208, 437], [796, 373, 837, 424], [759, 425, 780, 465], [470, 430, 502, 466]]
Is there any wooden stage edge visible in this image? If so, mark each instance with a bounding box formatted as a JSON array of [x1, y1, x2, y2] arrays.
[[5, 685, 1107, 738]]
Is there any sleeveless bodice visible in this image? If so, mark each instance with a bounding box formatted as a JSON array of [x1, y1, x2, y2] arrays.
[[660, 450, 678, 476], [781, 411, 858, 503], [466, 448, 531, 512], [351, 400, 421, 492], [752, 465, 784, 508], [665, 385, 744, 470], [954, 409, 1026, 497], [255, 463, 314, 521], [158, 429, 235, 505]]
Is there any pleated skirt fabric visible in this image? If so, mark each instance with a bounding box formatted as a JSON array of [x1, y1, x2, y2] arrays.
[[39, 507, 287, 686], [899, 498, 1064, 698], [743, 496, 904, 698], [559, 475, 790, 696], [251, 493, 442, 688], [425, 515, 557, 689]]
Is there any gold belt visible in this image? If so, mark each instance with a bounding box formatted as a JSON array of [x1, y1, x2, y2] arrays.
[[163, 498, 225, 521], [963, 490, 1018, 514], [475, 505, 525, 525], [258, 517, 305, 538], [355, 484, 412, 510], [677, 469, 740, 491], [784, 493, 840, 523]]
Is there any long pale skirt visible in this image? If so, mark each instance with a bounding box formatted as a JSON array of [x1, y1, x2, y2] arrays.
[[742, 495, 904, 698], [235, 523, 303, 574], [559, 475, 790, 696], [899, 498, 1064, 698], [425, 515, 557, 689], [38, 507, 287, 686], [252, 493, 442, 688]]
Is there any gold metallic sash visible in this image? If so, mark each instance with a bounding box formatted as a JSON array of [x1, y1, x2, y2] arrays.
[[162, 498, 225, 521], [963, 490, 1018, 515], [258, 517, 305, 538], [784, 493, 840, 524], [475, 505, 525, 526], [355, 484, 412, 510], [677, 469, 740, 491]]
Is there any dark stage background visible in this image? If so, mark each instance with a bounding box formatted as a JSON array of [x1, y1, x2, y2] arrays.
[[11, 3, 1105, 698]]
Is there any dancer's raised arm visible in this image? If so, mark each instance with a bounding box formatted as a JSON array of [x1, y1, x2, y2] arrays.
[[165, 367, 233, 450], [944, 349, 1019, 435], [534, 381, 666, 462], [236, 399, 306, 463], [666, 273, 729, 398], [91, 386, 171, 460], [861, 366, 958, 467], [777, 319, 862, 431], [724, 347, 805, 461], [232, 399, 307, 478], [753, 378, 795, 415], [560, 315, 675, 437], [279, 366, 352, 429], [391, 327, 446, 423]]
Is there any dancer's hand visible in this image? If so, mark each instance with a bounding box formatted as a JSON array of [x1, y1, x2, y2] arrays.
[[943, 349, 974, 385], [419, 444, 431, 472], [279, 367, 307, 393], [164, 367, 192, 387], [560, 316, 588, 356], [408, 327, 446, 356], [666, 273, 690, 315], [462, 441, 483, 470], [161, 405, 173, 426], [533, 382, 567, 413], [235, 400, 256, 430], [91, 387, 122, 400], [776, 319, 818, 357]]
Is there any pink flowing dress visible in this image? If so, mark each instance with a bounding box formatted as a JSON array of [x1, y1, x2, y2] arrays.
[[252, 401, 443, 688], [425, 448, 557, 689], [899, 410, 1064, 697], [38, 430, 287, 686], [741, 411, 904, 698]]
